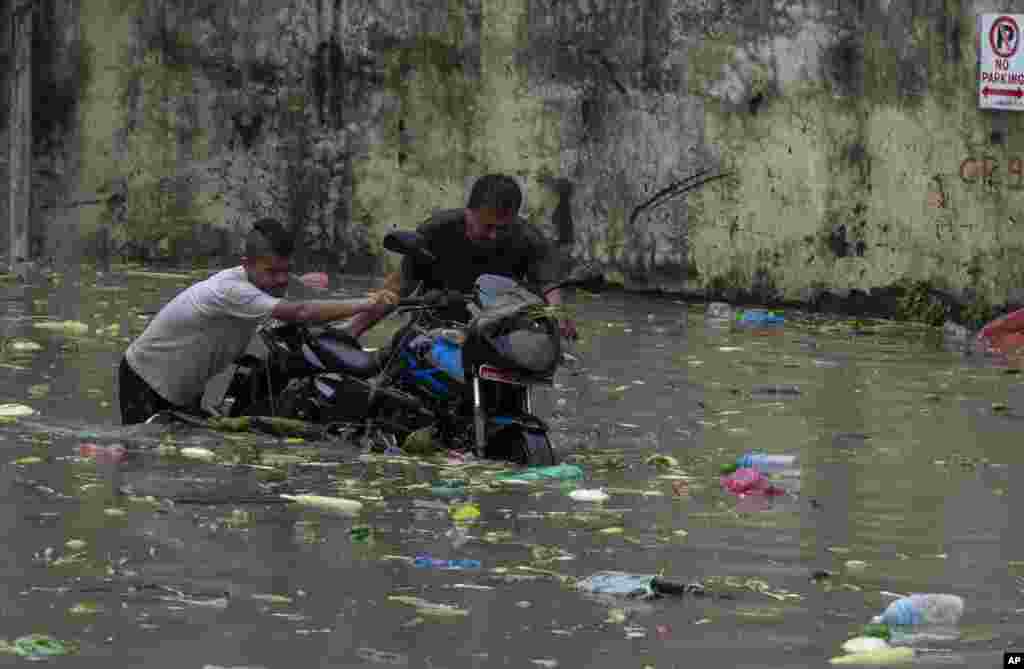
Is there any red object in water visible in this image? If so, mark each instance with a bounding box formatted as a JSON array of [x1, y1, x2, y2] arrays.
[[720, 467, 784, 496], [78, 443, 126, 464], [979, 308, 1024, 355], [655, 624, 671, 639], [990, 331, 1024, 354]]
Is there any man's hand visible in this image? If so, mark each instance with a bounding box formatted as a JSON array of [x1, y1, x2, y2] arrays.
[[368, 289, 400, 307], [298, 272, 329, 291]]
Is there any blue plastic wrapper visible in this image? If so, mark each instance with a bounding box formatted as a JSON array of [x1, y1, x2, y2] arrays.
[[576, 571, 656, 599], [737, 309, 785, 327]]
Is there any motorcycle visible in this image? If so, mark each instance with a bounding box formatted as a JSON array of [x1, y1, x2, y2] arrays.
[[217, 230, 602, 465]]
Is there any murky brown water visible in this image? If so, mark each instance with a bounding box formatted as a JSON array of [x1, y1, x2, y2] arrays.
[[0, 267, 1021, 667]]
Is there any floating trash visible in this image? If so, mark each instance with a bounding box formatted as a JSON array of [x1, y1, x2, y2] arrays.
[[569, 489, 609, 503], [736, 309, 785, 327], [251, 593, 293, 605], [280, 494, 362, 514], [645, 453, 679, 468], [413, 555, 481, 570], [180, 447, 217, 461], [495, 464, 583, 483], [431, 479, 468, 498], [720, 468, 785, 496], [750, 384, 802, 396], [68, 601, 101, 616], [450, 503, 480, 522], [828, 647, 913, 665], [387, 595, 469, 617], [9, 634, 71, 659], [355, 647, 410, 666], [576, 572, 656, 599], [706, 302, 734, 319], [32, 320, 90, 335], [842, 637, 889, 654], [79, 443, 126, 464], [7, 339, 42, 352], [0, 403, 35, 417]]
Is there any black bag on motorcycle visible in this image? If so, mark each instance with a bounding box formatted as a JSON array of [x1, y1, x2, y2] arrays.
[[461, 275, 561, 377]]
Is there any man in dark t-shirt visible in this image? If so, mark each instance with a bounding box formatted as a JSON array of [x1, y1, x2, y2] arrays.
[[346, 174, 577, 339]]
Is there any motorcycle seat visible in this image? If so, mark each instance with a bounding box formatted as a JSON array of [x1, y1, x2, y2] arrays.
[[310, 329, 386, 378]]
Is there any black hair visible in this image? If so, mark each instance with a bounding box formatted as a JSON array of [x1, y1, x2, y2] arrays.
[[466, 174, 522, 213], [244, 218, 294, 258]]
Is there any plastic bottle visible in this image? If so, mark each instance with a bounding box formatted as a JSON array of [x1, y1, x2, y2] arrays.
[[736, 452, 798, 474], [871, 594, 964, 627], [413, 555, 482, 570]]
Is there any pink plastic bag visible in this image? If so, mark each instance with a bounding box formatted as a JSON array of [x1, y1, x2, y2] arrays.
[[79, 443, 126, 464], [720, 467, 784, 496]]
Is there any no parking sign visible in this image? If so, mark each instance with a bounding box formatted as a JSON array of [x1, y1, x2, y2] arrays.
[[979, 13, 1024, 109]]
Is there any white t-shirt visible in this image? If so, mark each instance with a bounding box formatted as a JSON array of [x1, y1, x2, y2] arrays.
[[125, 266, 281, 406]]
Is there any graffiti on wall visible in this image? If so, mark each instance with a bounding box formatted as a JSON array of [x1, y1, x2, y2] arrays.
[[958, 156, 1024, 189], [924, 157, 1024, 240]]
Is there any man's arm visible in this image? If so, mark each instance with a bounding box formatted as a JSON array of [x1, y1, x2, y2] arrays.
[[520, 221, 577, 339], [271, 291, 397, 324], [345, 220, 434, 338], [343, 270, 406, 337]]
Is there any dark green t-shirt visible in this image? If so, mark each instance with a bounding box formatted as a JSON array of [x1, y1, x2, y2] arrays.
[[400, 209, 560, 321]]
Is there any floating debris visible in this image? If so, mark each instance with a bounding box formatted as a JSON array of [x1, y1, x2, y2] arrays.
[[7, 339, 41, 352], [387, 595, 469, 617], [828, 648, 913, 665], [645, 453, 679, 468], [0, 403, 35, 417], [179, 447, 217, 461], [569, 489, 609, 503], [280, 494, 362, 514], [33, 320, 90, 335], [450, 503, 481, 522]]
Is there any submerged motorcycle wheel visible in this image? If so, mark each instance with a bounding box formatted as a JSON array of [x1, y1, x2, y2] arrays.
[[484, 426, 557, 467]]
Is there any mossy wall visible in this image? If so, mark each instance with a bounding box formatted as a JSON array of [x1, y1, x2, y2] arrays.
[[10, 0, 1024, 307]]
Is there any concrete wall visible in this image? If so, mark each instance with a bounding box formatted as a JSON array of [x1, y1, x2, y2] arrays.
[[9, 0, 1024, 308]]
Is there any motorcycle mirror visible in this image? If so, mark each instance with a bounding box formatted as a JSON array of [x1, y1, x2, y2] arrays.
[[383, 230, 437, 264], [542, 262, 606, 295]]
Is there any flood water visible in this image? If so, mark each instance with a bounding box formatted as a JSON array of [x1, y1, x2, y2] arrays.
[[0, 266, 1021, 667]]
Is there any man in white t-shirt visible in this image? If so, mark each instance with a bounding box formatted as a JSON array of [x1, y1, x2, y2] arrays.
[[118, 218, 398, 424]]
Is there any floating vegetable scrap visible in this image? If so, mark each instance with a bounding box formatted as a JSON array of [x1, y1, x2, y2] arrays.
[[450, 503, 481, 522], [280, 494, 363, 514], [387, 595, 469, 617], [7, 339, 42, 352], [645, 453, 679, 468], [0, 634, 74, 659], [0, 403, 35, 417], [179, 447, 217, 462], [842, 637, 890, 654], [33, 320, 90, 335], [828, 648, 914, 665], [569, 489, 609, 503]]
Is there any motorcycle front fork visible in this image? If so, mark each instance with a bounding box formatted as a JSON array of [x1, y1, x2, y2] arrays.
[[472, 376, 533, 455]]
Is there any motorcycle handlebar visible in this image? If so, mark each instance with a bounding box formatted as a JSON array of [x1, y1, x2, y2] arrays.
[[396, 290, 475, 309]]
